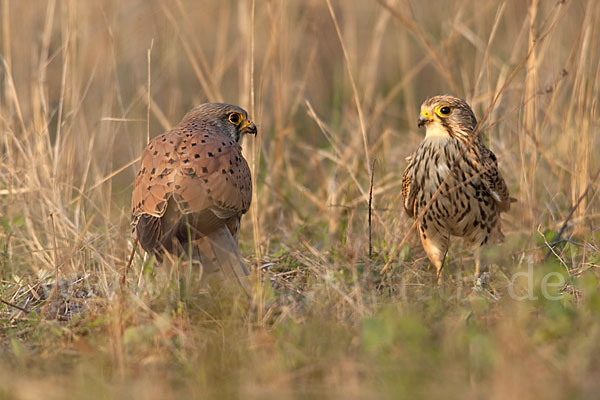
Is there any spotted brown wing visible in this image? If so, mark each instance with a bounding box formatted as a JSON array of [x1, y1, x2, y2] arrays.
[[479, 146, 512, 212], [131, 123, 252, 252], [402, 155, 417, 218]]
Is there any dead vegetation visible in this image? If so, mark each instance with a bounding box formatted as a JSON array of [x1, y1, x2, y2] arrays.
[[0, 0, 599, 398]]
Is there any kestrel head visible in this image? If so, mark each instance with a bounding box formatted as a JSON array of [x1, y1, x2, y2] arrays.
[[417, 95, 478, 141], [183, 103, 258, 142]]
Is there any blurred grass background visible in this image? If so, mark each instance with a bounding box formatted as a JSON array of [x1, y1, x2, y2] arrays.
[[0, 0, 599, 398]]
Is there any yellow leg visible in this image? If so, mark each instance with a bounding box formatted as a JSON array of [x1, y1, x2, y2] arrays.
[[435, 262, 443, 285], [419, 225, 448, 285], [474, 247, 481, 277]]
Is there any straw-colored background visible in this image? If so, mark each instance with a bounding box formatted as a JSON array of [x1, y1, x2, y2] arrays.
[[0, 0, 598, 398]]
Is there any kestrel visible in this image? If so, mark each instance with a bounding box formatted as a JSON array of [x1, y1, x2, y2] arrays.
[[131, 103, 257, 293], [402, 95, 513, 283]]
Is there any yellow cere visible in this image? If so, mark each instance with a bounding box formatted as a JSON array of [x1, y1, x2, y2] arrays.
[[420, 110, 433, 119], [241, 119, 253, 130], [421, 109, 442, 123]]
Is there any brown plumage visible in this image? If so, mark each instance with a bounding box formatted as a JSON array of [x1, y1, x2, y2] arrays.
[[131, 103, 257, 293], [402, 95, 513, 283]]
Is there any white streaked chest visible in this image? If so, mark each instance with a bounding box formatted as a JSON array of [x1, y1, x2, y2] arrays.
[[414, 136, 460, 193]]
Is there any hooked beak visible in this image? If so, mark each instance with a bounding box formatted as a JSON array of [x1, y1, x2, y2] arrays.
[[417, 110, 433, 128], [241, 120, 258, 136]]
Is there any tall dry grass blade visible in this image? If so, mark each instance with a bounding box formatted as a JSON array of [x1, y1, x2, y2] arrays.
[[1, 57, 26, 136], [368, 159, 376, 260], [244, 0, 263, 279], [52, 5, 72, 182], [146, 39, 153, 145], [326, 0, 371, 178], [305, 100, 391, 239], [520, 0, 539, 228], [140, 87, 172, 131], [376, 0, 459, 93], [570, 1, 595, 227], [174, 0, 223, 101], [159, 2, 218, 102], [472, 2, 506, 102], [70, 156, 141, 205], [545, 167, 600, 260], [1, 0, 11, 102], [361, 2, 393, 111]]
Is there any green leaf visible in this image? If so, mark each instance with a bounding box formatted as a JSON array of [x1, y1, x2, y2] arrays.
[[12, 215, 24, 228], [0, 217, 11, 233], [10, 338, 25, 359]]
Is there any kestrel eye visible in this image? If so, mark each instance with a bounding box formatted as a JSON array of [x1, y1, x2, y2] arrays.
[[228, 113, 242, 125], [439, 106, 451, 115]]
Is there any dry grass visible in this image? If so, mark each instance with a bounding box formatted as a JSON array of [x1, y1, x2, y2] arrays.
[[0, 0, 599, 398]]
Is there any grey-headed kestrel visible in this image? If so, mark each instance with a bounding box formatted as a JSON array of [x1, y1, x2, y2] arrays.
[[131, 103, 257, 293], [402, 95, 513, 283]]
